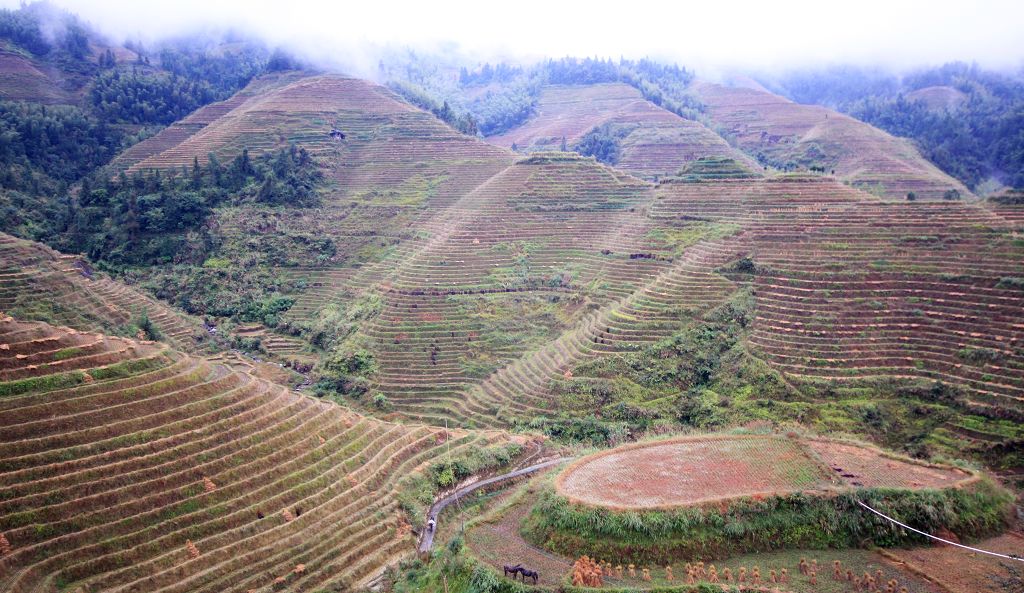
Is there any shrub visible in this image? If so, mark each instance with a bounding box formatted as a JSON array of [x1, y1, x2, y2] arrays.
[[574, 123, 634, 165], [372, 393, 391, 411], [996, 277, 1024, 290]]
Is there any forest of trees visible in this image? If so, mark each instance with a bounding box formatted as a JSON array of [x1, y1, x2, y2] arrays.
[[0, 3, 90, 59], [377, 53, 704, 138], [764, 63, 1024, 190], [0, 0, 286, 244], [574, 123, 633, 165], [0, 101, 124, 193], [65, 144, 322, 265], [87, 40, 270, 127], [89, 70, 220, 125], [2, 143, 322, 269], [88, 41, 270, 126], [388, 80, 479, 135]]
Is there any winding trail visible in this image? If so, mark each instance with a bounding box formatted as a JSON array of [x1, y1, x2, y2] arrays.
[[418, 457, 572, 553]]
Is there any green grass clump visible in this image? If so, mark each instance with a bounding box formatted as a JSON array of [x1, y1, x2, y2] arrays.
[[525, 479, 1013, 565]]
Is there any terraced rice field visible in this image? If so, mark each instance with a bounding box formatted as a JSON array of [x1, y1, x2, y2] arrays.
[[690, 81, 971, 200], [883, 531, 1024, 593], [84, 71, 1024, 437], [487, 83, 759, 179], [651, 177, 1024, 420], [0, 317, 524, 593], [805, 438, 971, 489], [341, 153, 744, 426], [0, 233, 208, 353], [555, 434, 974, 510]]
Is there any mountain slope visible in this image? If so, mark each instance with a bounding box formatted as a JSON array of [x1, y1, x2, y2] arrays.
[[0, 47, 74, 104], [691, 81, 972, 200], [652, 175, 1024, 411], [76, 72, 1024, 434], [6, 65, 1020, 470], [486, 82, 759, 179], [108, 71, 515, 263]]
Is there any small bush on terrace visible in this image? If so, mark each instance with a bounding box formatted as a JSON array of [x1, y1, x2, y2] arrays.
[[996, 277, 1024, 290], [132, 310, 161, 341], [297, 295, 383, 351], [574, 123, 635, 165], [395, 442, 525, 527], [317, 347, 377, 398]]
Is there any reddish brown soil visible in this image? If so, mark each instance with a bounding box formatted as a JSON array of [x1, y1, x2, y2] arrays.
[[806, 439, 972, 489], [557, 435, 834, 509], [884, 532, 1024, 593], [557, 435, 977, 510]]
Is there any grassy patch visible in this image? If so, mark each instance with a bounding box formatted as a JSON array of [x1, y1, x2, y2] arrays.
[[525, 479, 1012, 565]]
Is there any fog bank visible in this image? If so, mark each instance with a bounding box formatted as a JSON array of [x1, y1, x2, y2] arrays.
[[5, 0, 1024, 76]]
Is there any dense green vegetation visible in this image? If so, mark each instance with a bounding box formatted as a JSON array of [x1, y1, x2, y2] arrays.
[[573, 123, 634, 165], [65, 144, 321, 265], [0, 2, 92, 61], [388, 80, 480, 135], [0, 101, 124, 194], [1, 145, 325, 329], [90, 41, 270, 126], [533, 290, 785, 444], [89, 69, 220, 125], [525, 478, 1012, 564], [0, 2, 273, 204], [764, 62, 1024, 190]]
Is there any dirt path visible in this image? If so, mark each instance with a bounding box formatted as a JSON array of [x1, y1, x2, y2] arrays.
[[466, 482, 575, 587], [882, 532, 1024, 593], [418, 457, 571, 554]]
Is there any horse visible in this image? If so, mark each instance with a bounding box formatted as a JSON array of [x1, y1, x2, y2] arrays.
[[519, 568, 539, 584], [503, 564, 522, 578]]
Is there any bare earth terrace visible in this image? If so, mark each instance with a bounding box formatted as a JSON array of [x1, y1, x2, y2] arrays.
[[555, 434, 973, 510]]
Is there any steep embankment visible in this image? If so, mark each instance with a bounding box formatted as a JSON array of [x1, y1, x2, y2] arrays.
[[0, 317, 525, 593]]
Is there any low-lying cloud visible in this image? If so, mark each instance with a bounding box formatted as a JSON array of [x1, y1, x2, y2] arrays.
[[7, 0, 1024, 76]]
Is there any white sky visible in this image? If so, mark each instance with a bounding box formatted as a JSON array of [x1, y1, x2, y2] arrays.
[[8, 0, 1024, 76]]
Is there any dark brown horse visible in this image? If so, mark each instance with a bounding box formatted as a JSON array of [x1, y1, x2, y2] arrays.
[[519, 568, 539, 584], [503, 564, 522, 578]]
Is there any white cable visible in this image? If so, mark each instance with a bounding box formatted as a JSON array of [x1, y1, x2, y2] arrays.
[[857, 500, 1024, 562]]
